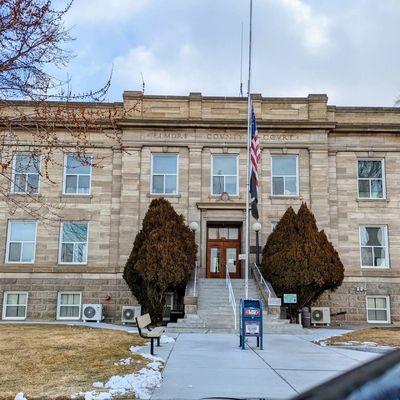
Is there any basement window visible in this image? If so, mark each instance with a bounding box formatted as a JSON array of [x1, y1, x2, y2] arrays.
[[2, 292, 28, 320], [57, 292, 82, 320], [366, 296, 390, 323]]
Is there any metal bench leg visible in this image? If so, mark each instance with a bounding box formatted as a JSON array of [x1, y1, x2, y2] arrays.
[[150, 339, 154, 355], [157, 337, 160, 347]]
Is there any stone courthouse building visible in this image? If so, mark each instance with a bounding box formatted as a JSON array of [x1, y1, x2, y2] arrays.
[[1, 91, 400, 325]]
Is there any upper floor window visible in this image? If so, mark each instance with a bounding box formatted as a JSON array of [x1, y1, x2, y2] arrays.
[[12, 154, 40, 194], [59, 222, 89, 265], [359, 225, 389, 268], [271, 156, 298, 196], [2, 292, 28, 320], [151, 154, 178, 195], [358, 160, 385, 199], [6, 221, 37, 263], [63, 154, 92, 195], [212, 155, 238, 195]]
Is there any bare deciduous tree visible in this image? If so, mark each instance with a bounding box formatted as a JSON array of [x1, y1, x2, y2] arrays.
[[0, 0, 140, 223]]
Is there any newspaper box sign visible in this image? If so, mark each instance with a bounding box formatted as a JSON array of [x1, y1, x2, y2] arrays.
[[245, 321, 260, 335], [244, 307, 261, 317]]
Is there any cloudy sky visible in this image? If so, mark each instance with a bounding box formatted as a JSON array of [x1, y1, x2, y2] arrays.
[[62, 0, 400, 106]]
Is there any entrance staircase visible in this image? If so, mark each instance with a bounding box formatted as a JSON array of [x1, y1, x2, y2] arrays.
[[167, 278, 306, 334]]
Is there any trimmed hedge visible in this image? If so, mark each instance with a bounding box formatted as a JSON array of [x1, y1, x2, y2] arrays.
[[261, 203, 344, 318], [123, 198, 197, 322]]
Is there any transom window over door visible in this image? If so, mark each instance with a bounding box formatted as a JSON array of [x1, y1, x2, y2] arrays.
[[271, 156, 299, 196], [358, 160, 385, 199], [64, 154, 92, 195], [151, 154, 178, 194], [6, 221, 37, 263], [59, 222, 89, 264], [360, 226, 389, 268], [12, 154, 41, 194], [212, 155, 238, 195]]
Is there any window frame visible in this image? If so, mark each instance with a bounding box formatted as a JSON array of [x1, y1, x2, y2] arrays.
[[366, 295, 390, 324], [11, 153, 41, 195], [270, 155, 299, 197], [210, 154, 239, 196], [359, 225, 390, 269], [5, 220, 37, 264], [62, 153, 92, 196], [150, 153, 179, 195], [357, 158, 386, 200], [58, 221, 89, 265], [2, 291, 28, 320], [56, 292, 82, 320]]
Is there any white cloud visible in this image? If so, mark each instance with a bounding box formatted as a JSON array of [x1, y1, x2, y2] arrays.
[[66, 0, 150, 24], [279, 0, 331, 51]]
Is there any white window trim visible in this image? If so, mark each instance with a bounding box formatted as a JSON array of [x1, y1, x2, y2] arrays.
[[150, 153, 179, 195], [58, 222, 89, 265], [11, 153, 41, 194], [2, 291, 28, 320], [210, 154, 239, 196], [5, 220, 37, 264], [270, 155, 299, 197], [357, 158, 386, 200], [62, 153, 92, 196], [366, 295, 391, 324], [57, 292, 82, 320], [359, 225, 390, 269]]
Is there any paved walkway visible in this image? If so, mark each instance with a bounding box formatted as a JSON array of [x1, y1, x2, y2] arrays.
[[151, 330, 378, 400]]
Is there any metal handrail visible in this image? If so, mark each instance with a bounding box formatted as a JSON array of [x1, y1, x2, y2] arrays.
[[251, 262, 276, 301], [226, 268, 237, 330], [193, 260, 198, 297]]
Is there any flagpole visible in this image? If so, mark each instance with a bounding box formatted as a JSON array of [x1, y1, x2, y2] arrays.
[[245, 0, 253, 300]]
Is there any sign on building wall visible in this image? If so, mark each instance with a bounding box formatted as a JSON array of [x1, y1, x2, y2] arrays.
[[283, 294, 297, 304]]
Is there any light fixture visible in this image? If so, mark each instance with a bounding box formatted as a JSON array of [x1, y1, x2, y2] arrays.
[[189, 221, 199, 232], [252, 222, 261, 232]]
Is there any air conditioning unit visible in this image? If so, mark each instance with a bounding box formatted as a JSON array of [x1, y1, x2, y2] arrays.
[[311, 307, 331, 325], [121, 305, 141, 324], [82, 304, 103, 322]]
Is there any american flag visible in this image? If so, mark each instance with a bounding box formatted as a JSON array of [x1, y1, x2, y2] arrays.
[[249, 106, 261, 219]]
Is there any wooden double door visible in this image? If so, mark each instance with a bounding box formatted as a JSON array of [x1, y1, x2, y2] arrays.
[[206, 225, 241, 279]]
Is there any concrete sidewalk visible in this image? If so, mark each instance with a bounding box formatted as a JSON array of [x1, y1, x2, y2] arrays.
[[151, 330, 378, 400]]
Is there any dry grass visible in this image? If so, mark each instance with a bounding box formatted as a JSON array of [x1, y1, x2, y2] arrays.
[[326, 327, 400, 347], [0, 324, 147, 399]]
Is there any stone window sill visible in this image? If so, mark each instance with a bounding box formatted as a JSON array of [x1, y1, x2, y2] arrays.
[[269, 195, 302, 200], [59, 194, 93, 203], [356, 198, 389, 203], [7, 192, 42, 198]]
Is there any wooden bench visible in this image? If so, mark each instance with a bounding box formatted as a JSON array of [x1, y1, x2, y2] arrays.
[[136, 313, 166, 355]]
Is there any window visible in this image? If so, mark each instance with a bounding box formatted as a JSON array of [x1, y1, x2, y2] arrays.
[[208, 226, 239, 240], [59, 222, 89, 264], [359, 226, 389, 268], [57, 292, 81, 320], [6, 221, 37, 263], [271, 156, 298, 196], [151, 154, 178, 194], [212, 155, 238, 195], [358, 160, 385, 199], [12, 154, 40, 194], [366, 296, 390, 323], [2, 292, 28, 320], [63, 154, 92, 195]]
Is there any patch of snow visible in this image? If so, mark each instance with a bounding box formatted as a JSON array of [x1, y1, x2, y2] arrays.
[[15, 393, 27, 400], [92, 382, 104, 388], [115, 357, 133, 366], [160, 335, 175, 344], [104, 366, 162, 399]]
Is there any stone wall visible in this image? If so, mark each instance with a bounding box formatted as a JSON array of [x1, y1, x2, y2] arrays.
[[0, 274, 136, 322]]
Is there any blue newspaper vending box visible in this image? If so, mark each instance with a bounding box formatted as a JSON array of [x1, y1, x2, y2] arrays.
[[240, 299, 263, 350]]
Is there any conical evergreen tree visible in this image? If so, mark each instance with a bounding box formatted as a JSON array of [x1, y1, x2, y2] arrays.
[[123, 198, 197, 322], [261, 203, 344, 318]]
